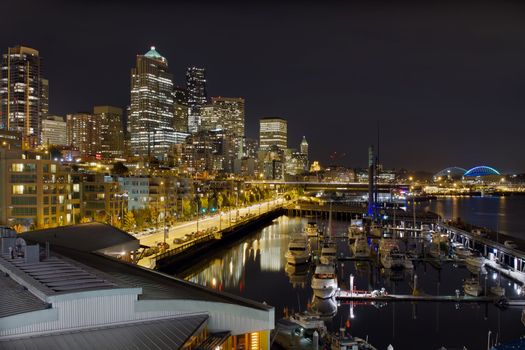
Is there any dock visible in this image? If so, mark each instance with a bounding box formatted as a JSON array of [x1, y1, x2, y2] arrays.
[[336, 290, 499, 303]]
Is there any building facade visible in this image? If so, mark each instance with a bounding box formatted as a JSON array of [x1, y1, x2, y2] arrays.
[[173, 85, 189, 132], [94, 105, 125, 160], [259, 117, 287, 152], [66, 112, 101, 159], [130, 46, 175, 160], [186, 66, 207, 133], [41, 115, 67, 146], [0, 45, 47, 148], [0, 148, 71, 229]]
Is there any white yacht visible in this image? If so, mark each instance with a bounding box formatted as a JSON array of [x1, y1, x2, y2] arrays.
[[347, 219, 364, 240], [285, 235, 311, 265], [351, 235, 370, 258], [311, 264, 338, 299], [466, 254, 485, 269], [320, 242, 338, 265], [288, 310, 326, 332], [454, 245, 473, 259], [464, 278, 483, 296], [305, 222, 320, 237]]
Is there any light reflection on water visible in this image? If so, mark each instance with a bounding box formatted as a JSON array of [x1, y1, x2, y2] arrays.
[[179, 214, 524, 350]]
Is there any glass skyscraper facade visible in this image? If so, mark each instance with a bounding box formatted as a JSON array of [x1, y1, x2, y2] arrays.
[[130, 46, 175, 160], [186, 66, 207, 133], [0, 46, 47, 148]]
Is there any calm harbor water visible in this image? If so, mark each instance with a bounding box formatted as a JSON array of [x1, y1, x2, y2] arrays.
[[177, 197, 525, 350], [423, 195, 525, 239]]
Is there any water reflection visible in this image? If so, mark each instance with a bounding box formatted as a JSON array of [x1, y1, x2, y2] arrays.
[[179, 215, 524, 349]]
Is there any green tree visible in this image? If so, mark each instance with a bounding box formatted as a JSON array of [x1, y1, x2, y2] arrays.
[[122, 211, 136, 232]]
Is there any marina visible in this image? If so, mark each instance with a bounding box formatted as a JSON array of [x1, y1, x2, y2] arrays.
[[172, 196, 525, 349]]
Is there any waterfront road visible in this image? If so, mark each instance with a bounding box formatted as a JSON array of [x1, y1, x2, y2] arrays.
[[137, 197, 286, 252]]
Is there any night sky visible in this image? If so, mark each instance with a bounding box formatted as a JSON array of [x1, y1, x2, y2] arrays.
[[2, 0, 525, 173]]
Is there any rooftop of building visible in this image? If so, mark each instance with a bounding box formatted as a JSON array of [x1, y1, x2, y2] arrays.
[[0, 271, 49, 318], [143, 46, 167, 63], [0, 313, 209, 349], [21, 223, 139, 254]]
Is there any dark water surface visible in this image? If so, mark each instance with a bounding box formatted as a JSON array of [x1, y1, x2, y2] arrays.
[[423, 195, 525, 239], [178, 212, 525, 350]]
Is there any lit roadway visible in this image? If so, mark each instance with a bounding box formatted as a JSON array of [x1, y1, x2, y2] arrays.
[[137, 197, 286, 250]]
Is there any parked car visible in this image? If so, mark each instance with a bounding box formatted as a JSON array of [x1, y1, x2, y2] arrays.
[[504, 240, 518, 249], [471, 229, 488, 238], [172, 238, 184, 244]]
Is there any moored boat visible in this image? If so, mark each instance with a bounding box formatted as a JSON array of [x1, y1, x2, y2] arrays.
[[311, 264, 338, 299], [320, 242, 338, 265], [352, 234, 370, 258], [305, 222, 321, 237], [285, 235, 311, 265]]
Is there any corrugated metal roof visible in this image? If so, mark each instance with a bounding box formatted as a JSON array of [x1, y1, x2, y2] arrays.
[[21, 223, 138, 253], [51, 245, 273, 311], [0, 273, 49, 318], [0, 314, 208, 349]]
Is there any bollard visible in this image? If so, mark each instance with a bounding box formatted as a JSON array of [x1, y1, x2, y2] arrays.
[[312, 331, 319, 350]]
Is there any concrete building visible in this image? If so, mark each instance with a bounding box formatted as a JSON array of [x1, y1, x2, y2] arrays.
[[200, 104, 218, 131], [0, 148, 71, 229], [130, 47, 175, 160], [118, 176, 149, 211], [41, 115, 67, 146], [186, 66, 207, 133], [0, 225, 274, 349], [181, 130, 235, 176], [78, 174, 125, 224], [94, 106, 125, 160], [259, 117, 287, 152], [66, 112, 101, 159], [0, 46, 48, 148]]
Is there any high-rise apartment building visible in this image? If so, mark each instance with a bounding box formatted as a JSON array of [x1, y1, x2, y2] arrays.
[[66, 113, 101, 159], [173, 86, 188, 132], [0, 46, 48, 148], [94, 105, 125, 159], [130, 46, 175, 160], [186, 67, 207, 133], [42, 115, 67, 146], [259, 117, 287, 151]]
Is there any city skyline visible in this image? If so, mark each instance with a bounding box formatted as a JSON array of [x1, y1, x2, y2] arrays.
[[1, 1, 525, 172]]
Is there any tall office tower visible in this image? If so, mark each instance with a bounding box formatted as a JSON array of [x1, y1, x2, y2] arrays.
[[212, 97, 244, 136], [173, 86, 188, 132], [212, 97, 244, 157], [40, 78, 49, 119], [94, 106, 125, 159], [200, 104, 217, 131], [66, 113, 101, 159], [259, 117, 287, 151], [0, 46, 47, 148], [41, 115, 67, 146], [130, 46, 175, 160], [186, 66, 207, 133]]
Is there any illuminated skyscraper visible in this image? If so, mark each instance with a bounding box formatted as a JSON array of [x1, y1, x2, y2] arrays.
[[173, 86, 188, 132], [130, 46, 175, 160], [94, 106, 125, 159], [42, 115, 67, 146], [300, 136, 308, 156], [66, 113, 101, 159], [259, 117, 287, 151], [0, 46, 48, 148], [212, 97, 244, 137], [186, 67, 207, 133]]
